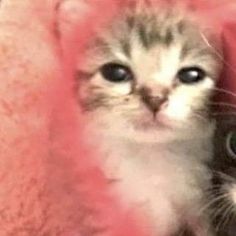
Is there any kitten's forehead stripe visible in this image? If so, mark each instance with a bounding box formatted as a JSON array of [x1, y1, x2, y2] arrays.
[[91, 10, 217, 68], [125, 14, 174, 49], [177, 20, 186, 34], [120, 39, 131, 58], [164, 28, 174, 46], [137, 22, 150, 49], [181, 44, 191, 59], [126, 15, 135, 29]]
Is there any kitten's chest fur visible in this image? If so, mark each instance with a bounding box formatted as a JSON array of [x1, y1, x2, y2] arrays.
[[93, 133, 213, 235]]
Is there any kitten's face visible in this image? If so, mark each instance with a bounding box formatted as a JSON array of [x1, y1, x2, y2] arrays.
[[77, 6, 221, 141], [212, 115, 236, 235]]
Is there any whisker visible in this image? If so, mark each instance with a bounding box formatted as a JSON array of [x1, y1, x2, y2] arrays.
[[206, 187, 227, 200], [205, 184, 226, 195], [219, 202, 235, 232], [211, 111, 236, 117], [200, 33, 236, 78], [213, 171, 236, 183], [213, 87, 236, 99], [215, 202, 234, 232], [206, 187, 223, 196], [211, 201, 230, 226], [209, 102, 236, 110], [191, 113, 208, 122], [200, 193, 229, 214]]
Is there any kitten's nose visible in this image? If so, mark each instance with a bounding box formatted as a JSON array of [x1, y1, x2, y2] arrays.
[[139, 86, 168, 113]]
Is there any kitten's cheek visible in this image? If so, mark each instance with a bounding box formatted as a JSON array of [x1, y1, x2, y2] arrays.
[[110, 83, 132, 96], [162, 102, 190, 121]]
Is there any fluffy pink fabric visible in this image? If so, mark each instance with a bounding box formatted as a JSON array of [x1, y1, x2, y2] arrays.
[[0, 0, 235, 235], [0, 1, 147, 235]]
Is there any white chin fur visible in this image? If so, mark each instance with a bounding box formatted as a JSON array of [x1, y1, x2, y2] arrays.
[[87, 112, 213, 144]]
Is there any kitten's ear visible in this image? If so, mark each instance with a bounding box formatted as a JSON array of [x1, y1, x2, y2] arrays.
[[57, 0, 91, 37]]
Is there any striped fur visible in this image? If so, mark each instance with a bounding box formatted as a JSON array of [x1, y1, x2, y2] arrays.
[[77, 3, 222, 236]]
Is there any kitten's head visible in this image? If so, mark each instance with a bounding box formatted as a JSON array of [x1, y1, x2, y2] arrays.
[[211, 114, 236, 236], [77, 4, 222, 142]]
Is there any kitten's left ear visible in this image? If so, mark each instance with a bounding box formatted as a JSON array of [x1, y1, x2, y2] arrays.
[[57, 0, 119, 42], [57, 0, 91, 38]]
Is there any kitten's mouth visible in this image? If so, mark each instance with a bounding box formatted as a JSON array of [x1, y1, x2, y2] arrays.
[[136, 112, 173, 130]]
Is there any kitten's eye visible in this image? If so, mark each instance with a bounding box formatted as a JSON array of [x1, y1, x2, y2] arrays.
[[226, 131, 236, 159], [177, 67, 206, 84], [100, 63, 133, 83]]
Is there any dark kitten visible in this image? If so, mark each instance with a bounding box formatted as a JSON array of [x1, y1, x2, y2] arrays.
[[212, 114, 236, 236]]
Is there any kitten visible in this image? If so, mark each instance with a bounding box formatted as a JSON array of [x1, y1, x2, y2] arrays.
[[76, 2, 222, 236], [211, 114, 236, 236]]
